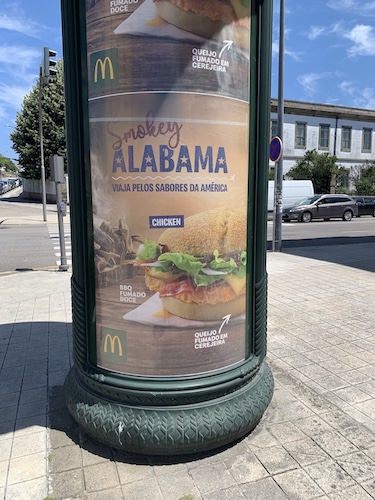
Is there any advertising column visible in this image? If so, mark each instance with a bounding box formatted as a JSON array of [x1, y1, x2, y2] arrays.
[[88, 0, 251, 376], [63, 0, 274, 455]]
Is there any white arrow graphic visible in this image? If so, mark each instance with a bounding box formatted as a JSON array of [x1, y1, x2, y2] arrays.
[[219, 40, 234, 58], [219, 314, 231, 335]]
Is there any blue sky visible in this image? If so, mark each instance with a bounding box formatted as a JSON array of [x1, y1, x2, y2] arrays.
[[272, 1, 375, 109], [0, 0, 62, 161], [1, 0, 375, 161]]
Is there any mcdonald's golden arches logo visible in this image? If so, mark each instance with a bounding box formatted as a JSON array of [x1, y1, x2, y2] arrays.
[[100, 327, 127, 365], [90, 49, 119, 89], [103, 333, 123, 356]]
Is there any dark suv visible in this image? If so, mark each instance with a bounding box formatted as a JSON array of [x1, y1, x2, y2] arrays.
[[283, 194, 358, 223], [352, 196, 375, 217]]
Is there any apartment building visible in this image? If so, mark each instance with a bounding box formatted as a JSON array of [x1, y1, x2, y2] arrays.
[[270, 99, 375, 180]]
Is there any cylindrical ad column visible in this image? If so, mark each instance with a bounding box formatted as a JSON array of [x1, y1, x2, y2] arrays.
[[63, 0, 274, 455]]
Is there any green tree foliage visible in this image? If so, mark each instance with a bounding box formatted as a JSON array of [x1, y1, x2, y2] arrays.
[[352, 162, 375, 195], [0, 154, 17, 174], [286, 149, 348, 193], [10, 60, 66, 180]]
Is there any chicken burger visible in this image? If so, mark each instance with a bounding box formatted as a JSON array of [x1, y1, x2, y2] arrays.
[[135, 207, 247, 321]]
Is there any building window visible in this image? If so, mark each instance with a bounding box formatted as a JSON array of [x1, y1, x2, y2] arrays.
[[341, 126, 351, 151], [319, 124, 330, 149], [295, 122, 306, 148], [271, 120, 278, 139], [362, 128, 372, 152]]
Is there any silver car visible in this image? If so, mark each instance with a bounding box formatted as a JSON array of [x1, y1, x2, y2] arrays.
[[282, 194, 358, 223], [0, 181, 8, 194]]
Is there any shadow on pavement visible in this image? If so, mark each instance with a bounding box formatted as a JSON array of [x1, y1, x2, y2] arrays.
[[0, 192, 54, 204], [267, 235, 375, 273]]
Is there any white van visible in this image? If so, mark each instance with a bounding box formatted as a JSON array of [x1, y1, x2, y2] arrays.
[[268, 180, 314, 211]]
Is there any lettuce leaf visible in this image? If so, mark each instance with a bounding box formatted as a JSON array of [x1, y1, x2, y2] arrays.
[[210, 250, 238, 273], [157, 249, 247, 286], [137, 241, 247, 286], [157, 253, 222, 286], [136, 240, 162, 261], [158, 252, 204, 275]]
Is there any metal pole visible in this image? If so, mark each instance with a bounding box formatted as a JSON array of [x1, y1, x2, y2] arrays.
[[56, 182, 68, 271], [38, 66, 47, 222], [272, 0, 284, 252]]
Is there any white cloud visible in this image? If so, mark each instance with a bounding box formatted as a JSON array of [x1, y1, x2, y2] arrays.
[[0, 45, 39, 113], [308, 26, 326, 40], [0, 44, 40, 93], [339, 80, 375, 108], [0, 12, 47, 38], [338, 80, 357, 97], [0, 44, 40, 69], [357, 87, 375, 108], [328, 0, 375, 15], [343, 24, 375, 56], [272, 39, 302, 61], [297, 72, 332, 94], [318, 21, 375, 57], [0, 81, 30, 111], [0, 103, 7, 120], [328, 0, 358, 10]]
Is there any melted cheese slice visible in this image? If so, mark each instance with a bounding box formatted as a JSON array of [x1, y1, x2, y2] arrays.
[[153, 309, 173, 319], [224, 274, 246, 296], [146, 16, 167, 28]]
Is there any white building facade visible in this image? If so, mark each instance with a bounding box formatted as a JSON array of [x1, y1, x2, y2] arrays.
[[270, 99, 375, 187]]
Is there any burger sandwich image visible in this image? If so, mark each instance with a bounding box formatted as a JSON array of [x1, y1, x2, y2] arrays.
[[135, 207, 247, 321], [153, 0, 250, 39]]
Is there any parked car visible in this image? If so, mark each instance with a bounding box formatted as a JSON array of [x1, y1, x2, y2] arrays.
[[0, 182, 7, 194], [8, 178, 21, 188], [282, 194, 358, 223], [0, 180, 11, 193], [0, 179, 11, 191], [352, 196, 375, 217]]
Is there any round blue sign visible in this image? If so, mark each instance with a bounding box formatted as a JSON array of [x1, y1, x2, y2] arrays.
[[269, 136, 282, 162]]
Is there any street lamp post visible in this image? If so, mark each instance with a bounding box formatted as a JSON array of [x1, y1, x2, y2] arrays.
[[272, 0, 285, 252], [38, 65, 48, 222], [38, 47, 58, 222]]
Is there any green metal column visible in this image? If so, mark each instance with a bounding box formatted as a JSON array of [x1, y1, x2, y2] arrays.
[[62, 0, 274, 455]]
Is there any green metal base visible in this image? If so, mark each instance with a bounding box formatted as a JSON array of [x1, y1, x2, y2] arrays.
[[64, 362, 274, 456]]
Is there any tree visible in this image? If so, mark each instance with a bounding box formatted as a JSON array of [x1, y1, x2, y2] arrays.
[[10, 60, 66, 179], [286, 149, 348, 194], [351, 162, 375, 195], [0, 154, 17, 174]]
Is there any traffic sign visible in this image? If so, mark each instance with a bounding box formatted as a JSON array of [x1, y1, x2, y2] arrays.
[[269, 136, 282, 162]]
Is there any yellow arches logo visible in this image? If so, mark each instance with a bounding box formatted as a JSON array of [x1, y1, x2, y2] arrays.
[[90, 49, 119, 88], [103, 333, 123, 356], [94, 57, 114, 83], [100, 327, 127, 365]]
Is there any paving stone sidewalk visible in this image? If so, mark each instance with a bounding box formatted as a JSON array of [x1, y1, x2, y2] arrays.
[[0, 241, 374, 500]]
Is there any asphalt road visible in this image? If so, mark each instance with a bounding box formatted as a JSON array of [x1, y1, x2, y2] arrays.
[[267, 215, 375, 249], [0, 188, 65, 273], [0, 224, 58, 272], [1, 190, 375, 272]]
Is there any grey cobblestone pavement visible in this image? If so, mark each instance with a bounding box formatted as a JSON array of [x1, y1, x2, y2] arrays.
[[0, 239, 374, 499]]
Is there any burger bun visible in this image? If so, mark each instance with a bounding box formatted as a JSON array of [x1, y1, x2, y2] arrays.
[[161, 294, 246, 321], [155, 1, 226, 38]]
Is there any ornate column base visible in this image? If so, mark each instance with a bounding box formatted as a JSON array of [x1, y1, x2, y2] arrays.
[[64, 362, 274, 455]]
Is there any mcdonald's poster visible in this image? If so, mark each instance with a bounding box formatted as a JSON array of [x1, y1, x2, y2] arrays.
[[86, 0, 251, 376]]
